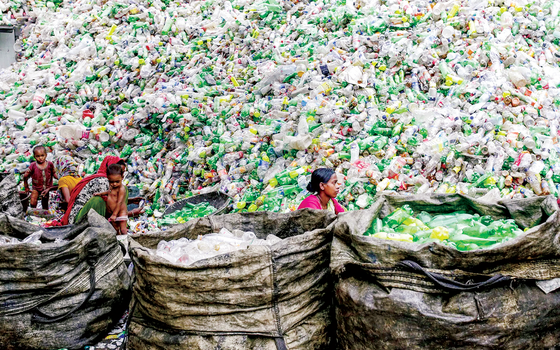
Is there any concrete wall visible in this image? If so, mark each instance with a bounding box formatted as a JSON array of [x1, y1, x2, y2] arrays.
[[0, 26, 16, 69]]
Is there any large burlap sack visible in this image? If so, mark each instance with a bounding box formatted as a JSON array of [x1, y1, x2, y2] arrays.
[[332, 193, 560, 350], [0, 173, 24, 219], [0, 210, 131, 350], [128, 209, 336, 350]]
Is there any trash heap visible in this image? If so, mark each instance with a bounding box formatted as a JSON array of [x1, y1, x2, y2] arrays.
[[0, 0, 34, 25], [2, 0, 560, 225], [366, 204, 524, 250], [155, 228, 282, 265]]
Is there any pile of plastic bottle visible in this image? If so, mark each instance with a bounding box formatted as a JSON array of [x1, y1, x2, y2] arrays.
[[128, 217, 159, 234], [2, 0, 560, 226], [366, 205, 525, 250], [158, 202, 217, 226], [0, 0, 32, 25], [155, 228, 282, 265]]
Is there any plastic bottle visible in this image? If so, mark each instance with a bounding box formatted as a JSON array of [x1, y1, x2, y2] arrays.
[[368, 206, 524, 251], [2, 0, 560, 222]]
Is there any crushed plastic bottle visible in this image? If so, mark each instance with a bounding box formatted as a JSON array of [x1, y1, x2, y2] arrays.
[[365, 205, 525, 251], [2, 0, 560, 224], [155, 228, 282, 265]]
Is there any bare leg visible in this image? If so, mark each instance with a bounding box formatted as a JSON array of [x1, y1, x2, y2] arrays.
[[41, 194, 49, 210], [110, 220, 120, 235], [106, 197, 118, 220], [29, 190, 39, 208], [20, 192, 29, 213], [120, 200, 128, 217], [119, 220, 128, 235]]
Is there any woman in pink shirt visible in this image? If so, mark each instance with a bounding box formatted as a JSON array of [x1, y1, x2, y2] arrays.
[[298, 168, 345, 214]]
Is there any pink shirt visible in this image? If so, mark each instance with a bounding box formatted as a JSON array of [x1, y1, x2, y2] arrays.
[[298, 194, 345, 214]]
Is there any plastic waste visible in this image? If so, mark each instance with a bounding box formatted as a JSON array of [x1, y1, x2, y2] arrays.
[[155, 228, 281, 265], [0, 230, 42, 245], [158, 202, 217, 226], [365, 205, 525, 251], [1, 0, 560, 225]]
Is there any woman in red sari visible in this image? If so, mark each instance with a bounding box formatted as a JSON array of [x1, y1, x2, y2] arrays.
[[61, 156, 126, 225]]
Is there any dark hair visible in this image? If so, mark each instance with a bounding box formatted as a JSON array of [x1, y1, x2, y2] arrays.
[[107, 163, 124, 176], [106, 159, 126, 173], [306, 168, 335, 193], [33, 145, 46, 155]]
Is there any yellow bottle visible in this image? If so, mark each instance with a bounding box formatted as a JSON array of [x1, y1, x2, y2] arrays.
[[430, 226, 450, 240]]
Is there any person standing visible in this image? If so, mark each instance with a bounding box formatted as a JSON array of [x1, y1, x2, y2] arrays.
[[22, 145, 55, 210]]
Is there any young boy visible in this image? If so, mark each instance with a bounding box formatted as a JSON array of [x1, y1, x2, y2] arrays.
[[23, 145, 56, 210], [94, 163, 128, 235]]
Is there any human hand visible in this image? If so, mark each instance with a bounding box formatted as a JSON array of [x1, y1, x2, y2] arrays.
[[93, 192, 102, 197], [41, 189, 49, 197], [109, 215, 117, 222], [24, 187, 30, 194]]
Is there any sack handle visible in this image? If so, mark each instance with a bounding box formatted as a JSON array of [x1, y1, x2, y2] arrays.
[[32, 239, 99, 323], [118, 239, 127, 257], [397, 260, 511, 292]]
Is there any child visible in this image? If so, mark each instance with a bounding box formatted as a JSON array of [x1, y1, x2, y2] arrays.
[[94, 163, 128, 235], [23, 145, 56, 210]]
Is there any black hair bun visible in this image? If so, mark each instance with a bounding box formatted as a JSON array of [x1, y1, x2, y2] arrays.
[[306, 181, 315, 193]]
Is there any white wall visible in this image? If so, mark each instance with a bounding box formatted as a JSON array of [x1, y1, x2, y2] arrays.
[[0, 28, 16, 69]]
